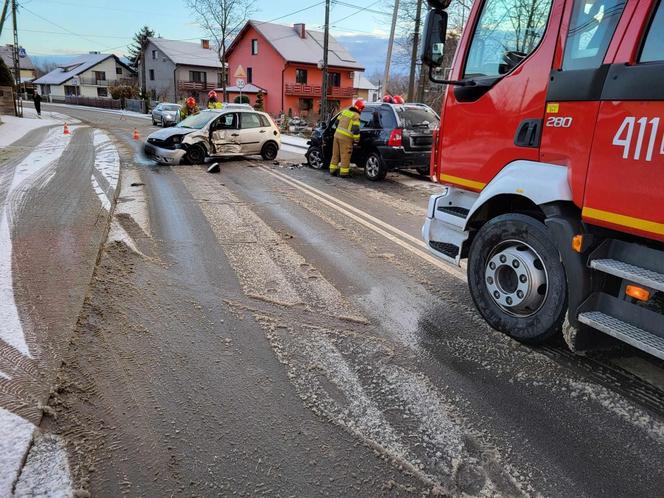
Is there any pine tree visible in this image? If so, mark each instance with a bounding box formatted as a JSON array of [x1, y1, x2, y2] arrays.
[[127, 26, 155, 68], [0, 57, 14, 86], [253, 90, 264, 111]]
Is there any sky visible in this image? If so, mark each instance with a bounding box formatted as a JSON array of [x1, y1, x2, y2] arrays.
[[0, 0, 410, 75]]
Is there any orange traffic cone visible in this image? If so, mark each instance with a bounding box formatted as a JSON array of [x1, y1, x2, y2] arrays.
[[63, 122, 70, 135], [133, 128, 139, 140]]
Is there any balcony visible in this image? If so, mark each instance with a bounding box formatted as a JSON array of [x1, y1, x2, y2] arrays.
[[284, 84, 354, 98], [177, 80, 217, 91], [77, 77, 136, 86]]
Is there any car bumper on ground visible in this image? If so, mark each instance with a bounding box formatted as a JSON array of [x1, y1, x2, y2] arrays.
[[377, 146, 431, 170], [144, 143, 186, 165]]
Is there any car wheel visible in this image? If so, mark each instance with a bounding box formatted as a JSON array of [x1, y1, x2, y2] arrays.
[[306, 146, 326, 170], [261, 142, 278, 161], [467, 213, 567, 344], [185, 144, 206, 165], [152, 116, 157, 125], [160, 117, 165, 127], [364, 152, 387, 181]]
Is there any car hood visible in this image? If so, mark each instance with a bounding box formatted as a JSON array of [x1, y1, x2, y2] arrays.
[[148, 127, 195, 140]]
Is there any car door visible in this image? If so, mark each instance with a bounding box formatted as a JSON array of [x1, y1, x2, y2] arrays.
[[322, 113, 339, 165], [354, 108, 380, 164], [153, 103, 162, 120], [582, 0, 664, 242], [439, 0, 562, 190], [238, 112, 264, 154], [210, 113, 240, 155]]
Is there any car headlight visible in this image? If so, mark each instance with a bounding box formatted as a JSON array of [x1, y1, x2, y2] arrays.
[[171, 135, 182, 144]]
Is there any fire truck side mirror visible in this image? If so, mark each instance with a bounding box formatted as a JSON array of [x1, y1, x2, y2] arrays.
[[421, 9, 448, 68], [426, 0, 453, 10]]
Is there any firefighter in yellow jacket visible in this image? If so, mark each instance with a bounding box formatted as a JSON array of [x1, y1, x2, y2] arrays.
[[207, 90, 223, 109], [330, 99, 365, 177]]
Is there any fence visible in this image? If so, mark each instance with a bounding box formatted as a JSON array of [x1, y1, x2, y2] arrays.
[[64, 96, 122, 109], [125, 98, 146, 113]]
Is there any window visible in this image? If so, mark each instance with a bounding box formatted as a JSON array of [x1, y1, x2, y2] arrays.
[[116, 67, 122, 75], [149, 69, 155, 81], [379, 109, 397, 129], [189, 71, 206, 83], [464, 0, 553, 78], [295, 68, 307, 84], [152, 50, 157, 60], [247, 67, 253, 83], [64, 85, 79, 96], [97, 87, 108, 97], [563, 0, 626, 70], [298, 98, 313, 110], [42, 84, 51, 95], [213, 113, 237, 130], [251, 39, 258, 55], [359, 109, 375, 128], [641, 1, 664, 63], [328, 72, 341, 87], [240, 112, 262, 128], [94, 71, 106, 82], [258, 114, 271, 127]]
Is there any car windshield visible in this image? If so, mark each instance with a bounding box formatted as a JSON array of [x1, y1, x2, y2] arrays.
[[163, 105, 180, 111], [176, 112, 215, 129], [396, 106, 439, 128]]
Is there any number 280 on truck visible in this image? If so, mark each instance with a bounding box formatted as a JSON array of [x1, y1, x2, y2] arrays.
[[420, 0, 664, 358]]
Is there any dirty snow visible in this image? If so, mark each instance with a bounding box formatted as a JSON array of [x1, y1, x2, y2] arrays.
[[14, 433, 73, 498], [90, 131, 120, 212], [0, 110, 76, 148], [0, 407, 35, 497]]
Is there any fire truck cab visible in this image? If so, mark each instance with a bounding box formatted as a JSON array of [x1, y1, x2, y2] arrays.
[[421, 0, 664, 357]]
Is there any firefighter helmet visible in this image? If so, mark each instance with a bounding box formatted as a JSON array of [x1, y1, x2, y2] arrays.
[[353, 99, 366, 111], [186, 96, 196, 107], [208, 90, 218, 99], [392, 95, 405, 104], [382, 95, 394, 103]]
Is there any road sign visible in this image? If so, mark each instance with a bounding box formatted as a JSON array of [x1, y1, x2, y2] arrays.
[[236, 79, 246, 89], [18, 48, 26, 58], [234, 65, 246, 79], [72, 76, 80, 86]]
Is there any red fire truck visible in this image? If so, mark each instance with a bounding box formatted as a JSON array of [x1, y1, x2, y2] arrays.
[[421, 0, 664, 358]]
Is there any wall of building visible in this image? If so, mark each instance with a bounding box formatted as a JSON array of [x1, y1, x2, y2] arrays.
[[142, 41, 177, 102], [174, 65, 223, 104], [226, 25, 285, 115], [282, 63, 355, 118]]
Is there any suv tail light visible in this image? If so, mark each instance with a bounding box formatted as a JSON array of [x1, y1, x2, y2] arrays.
[[387, 128, 402, 147]]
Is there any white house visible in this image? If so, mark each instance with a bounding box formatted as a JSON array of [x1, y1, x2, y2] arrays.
[[34, 52, 136, 100]]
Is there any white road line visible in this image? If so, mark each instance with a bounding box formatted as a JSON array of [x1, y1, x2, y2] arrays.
[[259, 166, 467, 282]]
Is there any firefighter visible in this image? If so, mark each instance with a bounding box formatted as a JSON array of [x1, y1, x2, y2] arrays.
[[330, 99, 365, 178], [207, 90, 223, 109], [180, 96, 200, 120]]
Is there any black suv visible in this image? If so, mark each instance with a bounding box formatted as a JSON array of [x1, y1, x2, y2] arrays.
[[306, 103, 439, 181]]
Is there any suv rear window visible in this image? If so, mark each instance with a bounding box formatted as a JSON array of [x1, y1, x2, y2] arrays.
[[395, 107, 439, 129]]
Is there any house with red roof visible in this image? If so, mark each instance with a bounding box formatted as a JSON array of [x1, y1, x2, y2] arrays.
[[224, 21, 364, 118]]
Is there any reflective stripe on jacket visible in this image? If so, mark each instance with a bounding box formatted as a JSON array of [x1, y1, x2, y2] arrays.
[[335, 108, 361, 140], [208, 101, 223, 109]]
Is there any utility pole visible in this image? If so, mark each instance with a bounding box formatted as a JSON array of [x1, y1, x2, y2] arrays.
[[0, 0, 9, 38], [407, 0, 423, 101], [11, 0, 22, 116], [320, 0, 331, 122], [383, 0, 400, 95]]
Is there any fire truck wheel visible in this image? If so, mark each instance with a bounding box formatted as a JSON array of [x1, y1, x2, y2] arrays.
[[468, 213, 567, 344], [364, 152, 387, 181]]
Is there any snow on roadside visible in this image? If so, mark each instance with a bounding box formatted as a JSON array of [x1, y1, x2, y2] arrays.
[[90, 130, 120, 212], [0, 408, 35, 497], [0, 111, 78, 148], [14, 433, 73, 498]]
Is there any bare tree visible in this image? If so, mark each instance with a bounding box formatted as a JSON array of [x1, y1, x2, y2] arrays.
[[186, 0, 256, 101]]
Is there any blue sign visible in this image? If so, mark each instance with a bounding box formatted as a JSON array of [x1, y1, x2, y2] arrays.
[[18, 48, 26, 58]]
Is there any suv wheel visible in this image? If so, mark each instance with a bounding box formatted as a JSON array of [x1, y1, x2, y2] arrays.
[[152, 116, 157, 125], [261, 142, 278, 161], [364, 152, 387, 181], [306, 146, 326, 170], [185, 144, 206, 165]]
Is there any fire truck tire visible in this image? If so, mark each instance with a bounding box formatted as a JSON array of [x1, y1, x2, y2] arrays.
[[467, 213, 567, 344]]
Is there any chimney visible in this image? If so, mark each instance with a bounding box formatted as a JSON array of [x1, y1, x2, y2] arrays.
[[293, 23, 306, 39], [201, 39, 210, 49]]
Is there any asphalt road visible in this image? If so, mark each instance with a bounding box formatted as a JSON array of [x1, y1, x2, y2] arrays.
[[39, 104, 664, 497]]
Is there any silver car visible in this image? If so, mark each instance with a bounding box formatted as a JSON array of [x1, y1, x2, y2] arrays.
[[151, 103, 181, 127], [144, 108, 281, 165]]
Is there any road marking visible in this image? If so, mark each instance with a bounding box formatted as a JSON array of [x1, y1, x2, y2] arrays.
[[259, 166, 467, 282]]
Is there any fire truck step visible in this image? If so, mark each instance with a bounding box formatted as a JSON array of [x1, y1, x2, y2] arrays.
[[590, 259, 664, 293], [436, 205, 470, 218], [578, 311, 664, 360]]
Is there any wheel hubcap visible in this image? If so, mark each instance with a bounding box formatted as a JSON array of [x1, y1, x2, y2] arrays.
[[310, 150, 323, 169], [366, 157, 379, 176], [484, 241, 548, 317]]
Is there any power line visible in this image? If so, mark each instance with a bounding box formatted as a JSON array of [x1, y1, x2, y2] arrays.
[[332, 0, 390, 17], [332, 0, 383, 24], [20, 4, 102, 46]]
